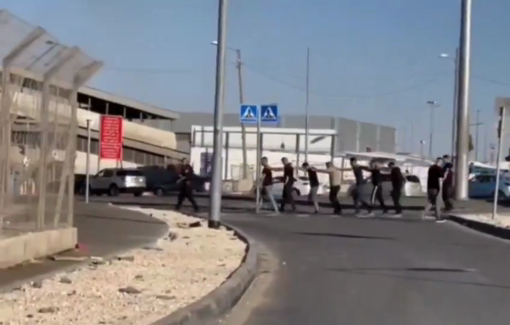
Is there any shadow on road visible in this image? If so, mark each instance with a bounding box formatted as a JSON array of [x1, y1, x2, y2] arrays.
[[294, 231, 395, 241], [325, 267, 510, 290]]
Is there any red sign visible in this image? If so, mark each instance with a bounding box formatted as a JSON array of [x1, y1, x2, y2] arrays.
[[100, 115, 123, 160]]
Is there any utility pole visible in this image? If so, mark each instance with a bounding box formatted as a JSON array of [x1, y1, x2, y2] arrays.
[[209, 0, 229, 229], [235, 49, 249, 179], [304, 47, 310, 163], [475, 109, 481, 161], [484, 124, 488, 162], [410, 125, 414, 154], [427, 100, 439, 159], [451, 48, 460, 158], [454, 0, 472, 200]]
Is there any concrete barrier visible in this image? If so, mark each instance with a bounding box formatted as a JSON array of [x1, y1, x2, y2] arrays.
[[0, 227, 77, 269]]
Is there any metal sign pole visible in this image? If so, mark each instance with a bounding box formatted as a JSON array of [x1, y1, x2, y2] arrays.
[[492, 106, 505, 220], [85, 119, 92, 203], [255, 106, 261, 213]]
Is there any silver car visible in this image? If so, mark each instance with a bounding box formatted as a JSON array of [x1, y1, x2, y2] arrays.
[[89, 168, 146, 197], [347, 174, 423, 200]]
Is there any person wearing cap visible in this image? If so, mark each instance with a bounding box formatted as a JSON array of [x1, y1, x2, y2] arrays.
[[301, 162, 320, 213]]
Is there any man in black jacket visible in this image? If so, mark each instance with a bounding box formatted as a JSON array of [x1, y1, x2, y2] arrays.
[[388, 161, 405, 216], [175, 158, 199, 212], [442, 155, 454, 212], [279, 157, 296, 212]]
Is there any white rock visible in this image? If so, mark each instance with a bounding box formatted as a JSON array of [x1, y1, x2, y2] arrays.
[[0, 208, 246, 325]]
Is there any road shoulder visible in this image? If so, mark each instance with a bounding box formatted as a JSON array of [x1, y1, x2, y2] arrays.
[[449, 213, 510, 241]]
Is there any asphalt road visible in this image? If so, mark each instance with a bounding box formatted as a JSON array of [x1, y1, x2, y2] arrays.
[[219, 212, 510, 325], [88, 193, 505, 215], [0, 203, 168, 289]]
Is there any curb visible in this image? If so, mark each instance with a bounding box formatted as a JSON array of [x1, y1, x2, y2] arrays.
[[448, 215, 510, 240], [151, 221, 260, 325]]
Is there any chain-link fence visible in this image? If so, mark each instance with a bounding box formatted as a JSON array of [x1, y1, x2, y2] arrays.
[[0, 10, 102, 236]]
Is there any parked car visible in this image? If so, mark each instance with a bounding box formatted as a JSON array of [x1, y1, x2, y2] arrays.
[[137, 166, 208, 196], [88, 168, 146, 197], [468, 174, 510, 200], [346, 173, 424, 200]]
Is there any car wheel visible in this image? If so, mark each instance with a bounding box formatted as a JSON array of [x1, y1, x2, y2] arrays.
[[108, 184, 119, 197], [293, 188, 300, 196], [154, 188, 164, 196]]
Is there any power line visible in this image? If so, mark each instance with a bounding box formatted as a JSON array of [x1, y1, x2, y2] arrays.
[[472, 75, 510, 86], [103, 66, 197, 74], [243, 63, 448, 99], [102, 63, 510, 91]]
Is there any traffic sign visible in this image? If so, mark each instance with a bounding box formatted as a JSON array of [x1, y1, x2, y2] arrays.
[[240, 105, 258, 123], [261, 105, 278, 122]]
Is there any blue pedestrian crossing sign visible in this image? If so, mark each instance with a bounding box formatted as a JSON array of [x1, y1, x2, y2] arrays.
[[261, 105, 278, 122], [240, 105, 258, 123]]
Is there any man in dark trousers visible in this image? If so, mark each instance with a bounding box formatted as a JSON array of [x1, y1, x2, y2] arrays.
[[175, 158, 199, 212], [442, 155, 454, 212], [388, 161, 405, 217], [310, 161, 343, 215], [301, 162, 320, 213], [279, 157, 296, 212], [366, 161, 388, 216], [349, 157, 372, 215], [423, 157, 445, 223]]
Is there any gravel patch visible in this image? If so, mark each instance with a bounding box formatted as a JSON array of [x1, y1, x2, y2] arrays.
[[453, 213, 510, 228], [0, 208, 246, 325]]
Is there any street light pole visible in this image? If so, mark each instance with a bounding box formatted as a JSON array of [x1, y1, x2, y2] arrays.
[[235, 49, 249, 179], [211, 42, 248, 180], [209, 0, 229, 229], [427, 100, 438, 159], [454, 0, 472, 200], [85, 119, 92, 204], [451, 48, 460, 158], [475, 109, 480, 161], [439, 48, 460, 158], [304, 47, 310, 163]]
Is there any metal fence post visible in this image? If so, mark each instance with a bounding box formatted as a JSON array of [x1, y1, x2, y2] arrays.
[[0, 27, 45, 209], [37, 47, 79, 229]]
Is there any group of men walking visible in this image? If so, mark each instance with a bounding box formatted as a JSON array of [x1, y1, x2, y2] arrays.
[[175, 154, 455, 221], [259, 155, 455, 221]]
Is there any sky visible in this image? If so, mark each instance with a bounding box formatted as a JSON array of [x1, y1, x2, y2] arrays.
[[0, 0, 508, 158]]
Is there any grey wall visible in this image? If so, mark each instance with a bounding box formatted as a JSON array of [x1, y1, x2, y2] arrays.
[[152, 112, 396, 154]]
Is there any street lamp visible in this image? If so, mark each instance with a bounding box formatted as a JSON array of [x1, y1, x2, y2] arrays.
[[454, 0, 473, 200], [211, 40, 249, 180], [85, 118, 93, 204], [209, 0, 229, 229], [426, 100, 439, 159], [439, 49, 460, 159]]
